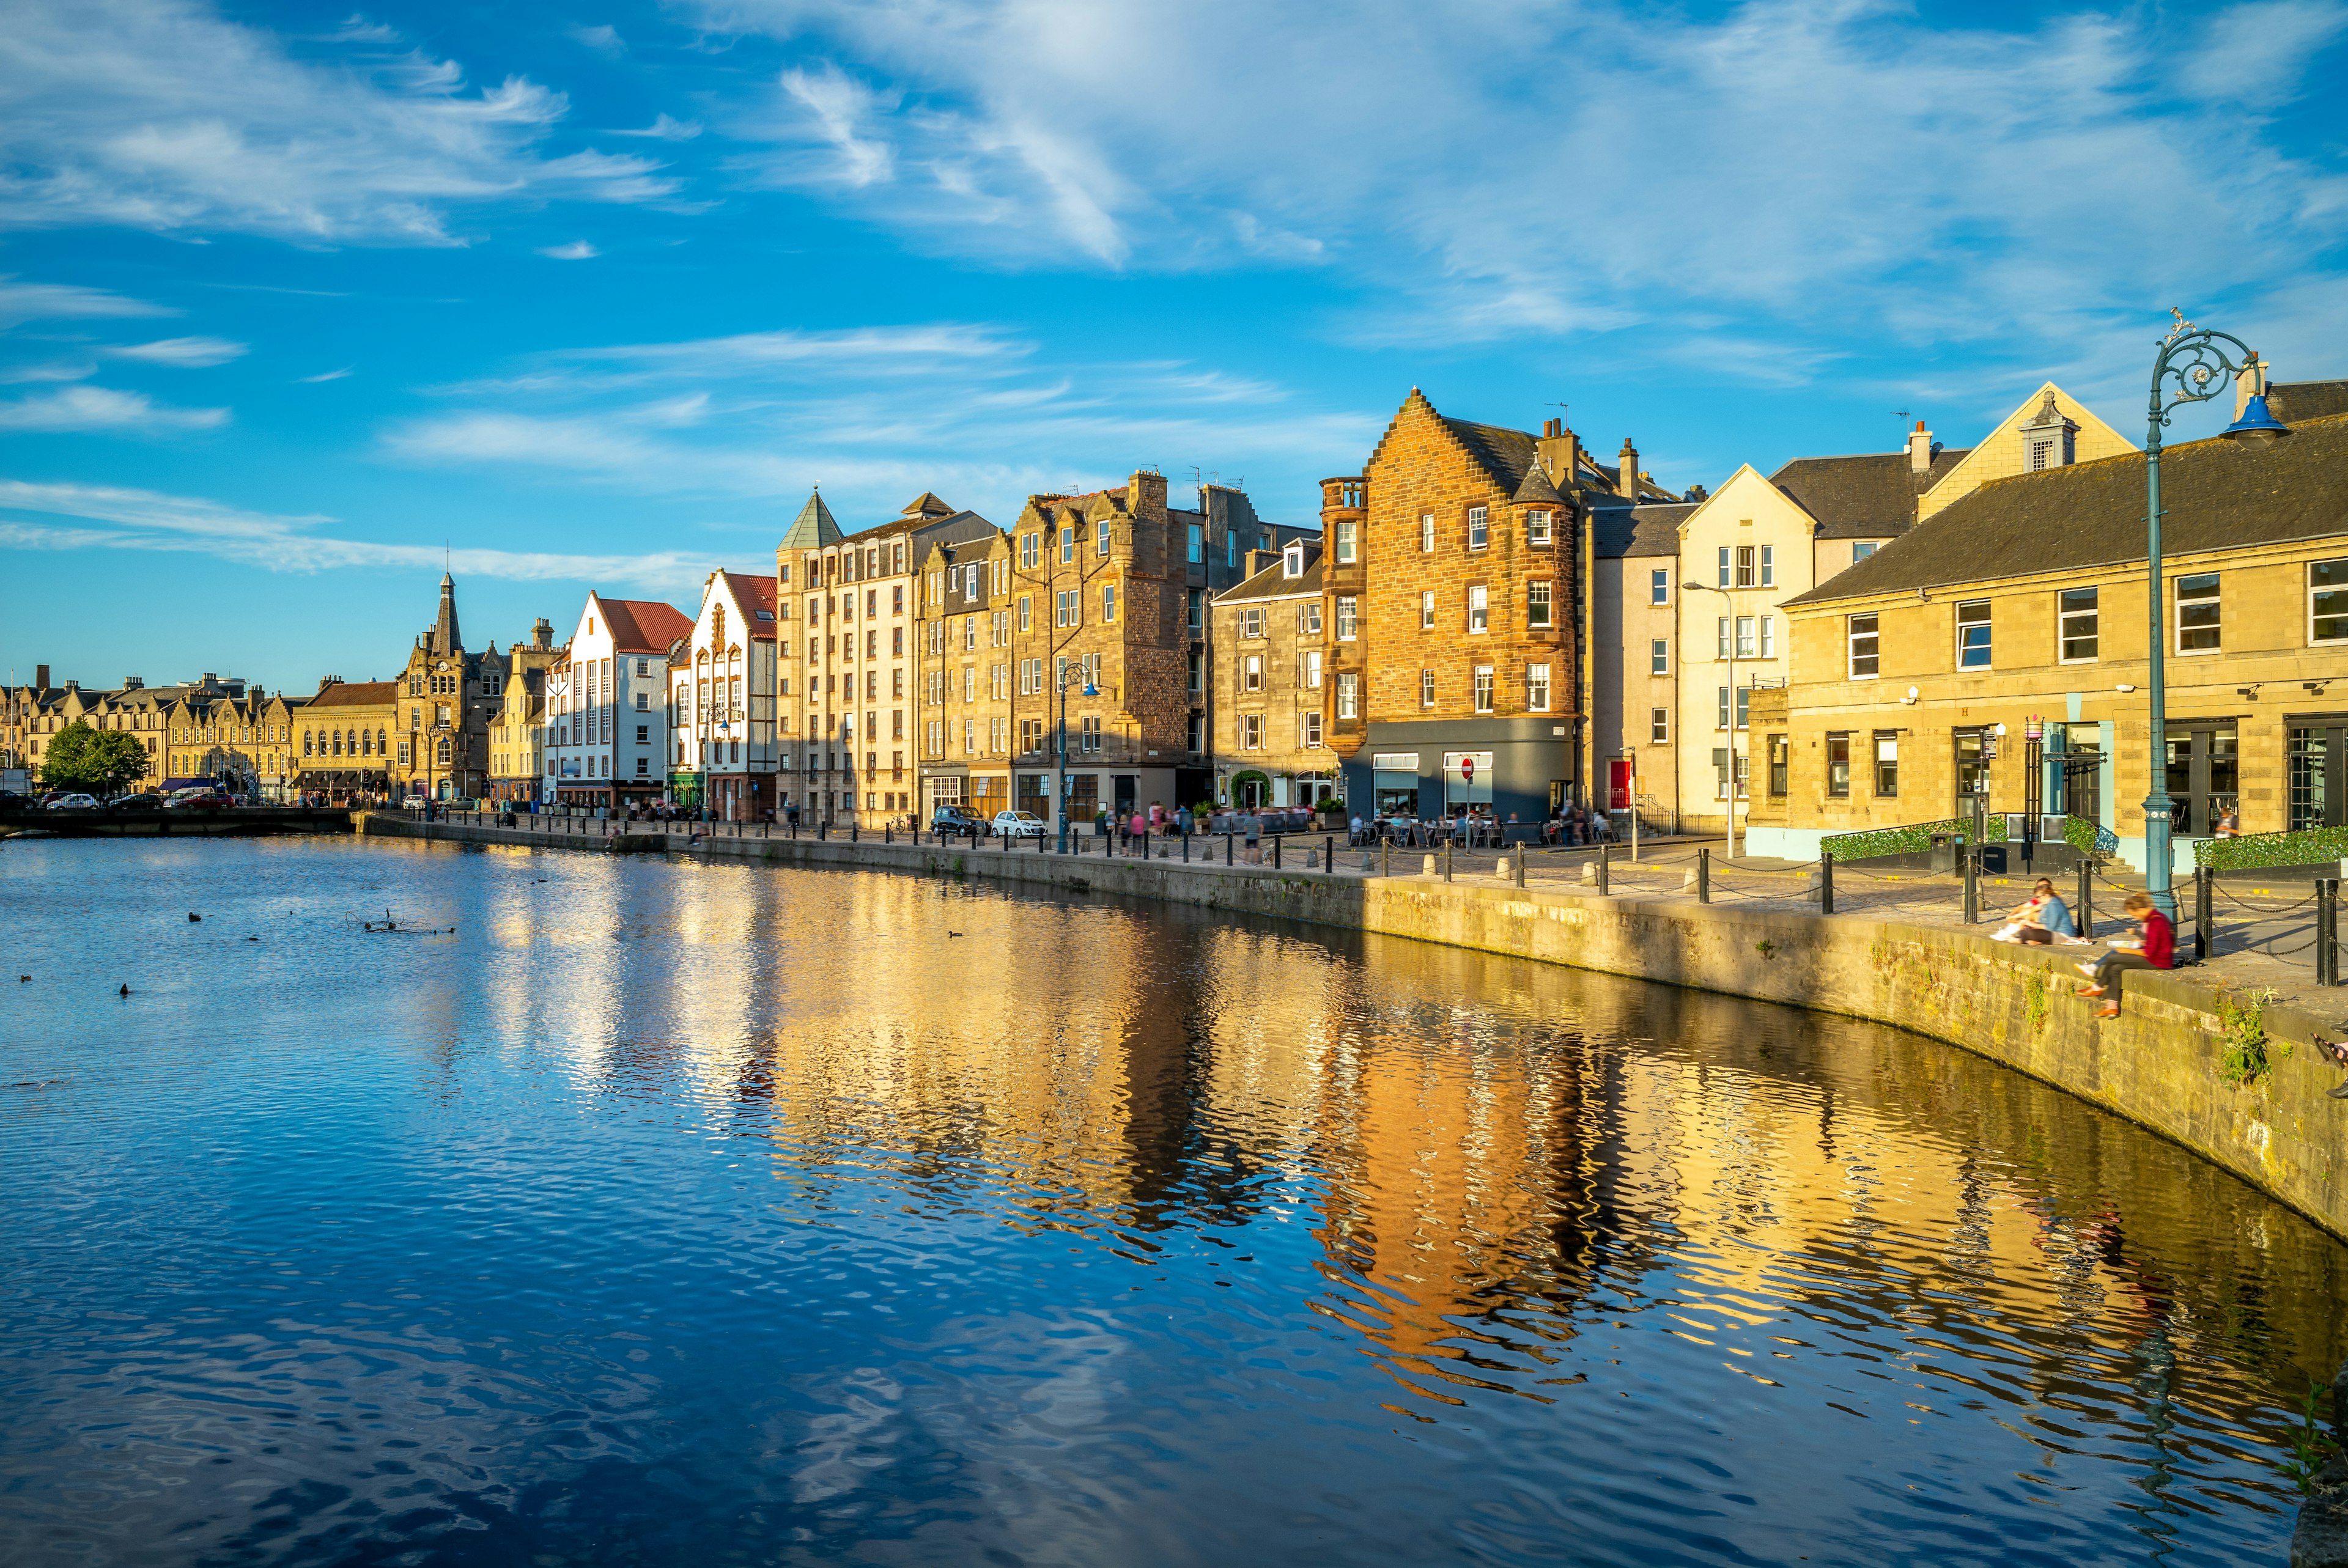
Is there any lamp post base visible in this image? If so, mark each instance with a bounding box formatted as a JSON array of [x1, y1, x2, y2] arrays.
[[2143, 791, 2178, 922]]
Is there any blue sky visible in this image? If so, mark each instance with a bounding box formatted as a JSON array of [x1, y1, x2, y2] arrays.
[[4, 0, 2345, 692]]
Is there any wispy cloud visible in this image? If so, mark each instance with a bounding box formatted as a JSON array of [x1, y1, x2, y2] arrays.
[[0, 276, 177, 327], [568, 23, 624, 57], [610, 113, 701, 141], [105, 335, 247, 367], [536, 239, 600, 260], [0, 384, 228, 432], [295, 366, 354, 383], [0, 0, 684, 245], [0, 478, 716, 587]]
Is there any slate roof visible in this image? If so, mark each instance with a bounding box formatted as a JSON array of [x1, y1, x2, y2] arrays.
[[308, 680, 399, 709], [1784, 413, 2348, 606], [780, 490, 843, 551], [1512, 462, 1565, 506], [2270, 380, 2348, 425], [1216, 543, 1325, 602], [1594, 502, 1695, 559], [900, 491, 956, 518], [598, 597, 695, 653], [1770, 447, 1970, 539]]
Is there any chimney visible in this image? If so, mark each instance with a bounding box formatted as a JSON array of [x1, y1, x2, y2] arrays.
[[1535, 419, 1580, 486], [2235, 353, 2270, 418], [123, 675, 142, 690], [35, 664, 50, 690], [1617, 437, 1640, 498], [1908, 421, 1934, 474], [533, 617, 553, 650]]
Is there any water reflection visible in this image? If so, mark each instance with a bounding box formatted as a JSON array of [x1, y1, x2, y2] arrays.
[[0, 836, 2339, 1567]]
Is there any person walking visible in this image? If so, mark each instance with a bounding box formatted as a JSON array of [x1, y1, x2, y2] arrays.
[[2077, 892, 2173, 1018], [1243, 808, 1263, 864]]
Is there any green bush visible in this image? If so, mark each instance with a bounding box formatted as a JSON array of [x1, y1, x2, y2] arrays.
[[2195, 825, 2348, 871], [1821, 815, 2008, 861], [2062, 815, 2117, 856]]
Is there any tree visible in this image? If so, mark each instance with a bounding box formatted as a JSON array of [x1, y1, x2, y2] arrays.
[[39, 722, 148, 795]]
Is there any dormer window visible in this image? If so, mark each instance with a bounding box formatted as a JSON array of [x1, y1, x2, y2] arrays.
[[2020, 389, 2079, 471], [1283, 543, 1304, 578]]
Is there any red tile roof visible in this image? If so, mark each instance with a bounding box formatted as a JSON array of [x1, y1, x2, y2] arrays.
[[715, 572, 780, 639], [597, 597, 695, 653]]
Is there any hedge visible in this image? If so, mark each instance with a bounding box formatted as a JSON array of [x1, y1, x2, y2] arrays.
[[2062, 815, 2118, 856], [1820, 815, 2008, 861], [2195, 825, 2348, 871]]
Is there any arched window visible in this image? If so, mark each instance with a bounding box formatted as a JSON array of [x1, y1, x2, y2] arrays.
[[376, 728, 386, 755], [302, 729, 313, 756]]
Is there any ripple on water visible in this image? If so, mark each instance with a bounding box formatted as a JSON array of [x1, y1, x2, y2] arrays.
[[0, 835, 2338, 1567]]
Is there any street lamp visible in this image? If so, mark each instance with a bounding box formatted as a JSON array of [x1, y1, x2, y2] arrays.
[[1053, 661, 1099, 853], [1682, 579, 1742, 860], [2138, 309, 2289, 918]]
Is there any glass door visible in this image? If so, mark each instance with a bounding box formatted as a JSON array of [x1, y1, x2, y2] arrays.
[[2164, 723, 2238, 836], [2291, 724, 2348, 831]]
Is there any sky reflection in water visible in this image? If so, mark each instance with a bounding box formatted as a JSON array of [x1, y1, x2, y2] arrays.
[[1, 836, 2341, 1567]]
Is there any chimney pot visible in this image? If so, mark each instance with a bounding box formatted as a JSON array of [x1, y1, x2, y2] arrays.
[[35, 664, 50, 689], [1908, 422, 1935, 474]]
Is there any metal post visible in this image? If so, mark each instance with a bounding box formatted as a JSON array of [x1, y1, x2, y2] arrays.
[[2194, 863, 2212, 963], [2320, 879, 2339, 987], [1963, 846, 1979, 924], [1697, 847, 1710, 903], [1598, 841, 1610, 896], [1325, 834, 1333, 874], [1820, 851, 1835, 915], [1444, 842, 1453, 882], [1272, 834, 1281, 870], [1225, 831, 1232, 866], [1381, 838, 1390, 878], [1513, 847, 1525, 888], [1182, 831, 1189, 863], [2077, 856, 2093, 941]]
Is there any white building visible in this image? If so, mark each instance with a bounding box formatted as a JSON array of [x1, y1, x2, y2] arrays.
[[679, 569, 782, 821], [547, 592, 694, 810]]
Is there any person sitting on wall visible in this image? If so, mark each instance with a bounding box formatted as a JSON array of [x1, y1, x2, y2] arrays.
[[1993, 878, 2078, 944], [2076, 892, 2173, 1019]]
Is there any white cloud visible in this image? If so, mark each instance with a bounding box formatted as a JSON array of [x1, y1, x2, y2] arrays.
[[611, 113, 701, 141], [295, 367, 354, 383], [105, 335, 247, 366], [0, 276, 177, 327], [569, 24, 624, 56], [0, 477, 716, 587], [536, 239, 600, 259], [0, 0, 682, 245], [0, 384, 227, 432]]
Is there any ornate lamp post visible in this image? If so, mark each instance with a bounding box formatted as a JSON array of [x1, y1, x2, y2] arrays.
[[2139, 309, 2289, 917]]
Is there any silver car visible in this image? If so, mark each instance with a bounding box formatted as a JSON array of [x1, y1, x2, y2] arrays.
[[991, 809, 1047, 839]]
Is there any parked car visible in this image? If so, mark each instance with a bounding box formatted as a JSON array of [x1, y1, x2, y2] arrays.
[[932, 804, 984, 837], [44, 792, 100, 811], [164, 789, 233, 809], [991, 809, 1047, 839], [109, 793, 163, 812]]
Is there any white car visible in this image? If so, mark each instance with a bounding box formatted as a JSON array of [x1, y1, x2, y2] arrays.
[[44, 792, 100, 810], [991, 809, 1047, 839]]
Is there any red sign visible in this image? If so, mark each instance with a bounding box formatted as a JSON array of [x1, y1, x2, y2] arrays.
[[1461, 757, 1475, 781]]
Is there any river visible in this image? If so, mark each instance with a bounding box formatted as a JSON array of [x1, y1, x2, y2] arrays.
[[2, 835, 2341, 1566]]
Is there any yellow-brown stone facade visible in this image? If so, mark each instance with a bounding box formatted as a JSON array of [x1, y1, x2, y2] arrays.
[[1209, 542, 1335, 806], [914, 528, 1016, 819]]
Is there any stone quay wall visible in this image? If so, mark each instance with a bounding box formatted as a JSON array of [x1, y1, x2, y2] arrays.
[[359, 812, 2348, 1246]]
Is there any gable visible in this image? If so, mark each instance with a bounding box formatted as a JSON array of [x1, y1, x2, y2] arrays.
[[1914, 383, 2135, 521]]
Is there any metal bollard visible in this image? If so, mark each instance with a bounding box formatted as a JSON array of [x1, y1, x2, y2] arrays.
[[1962, 846, 1979, 924], [821, 823, 828, 842], [1325, 834, 1334, 874], [1226, 833, 1233, 866], [2077, 857, 2093, 941], [1513, 847, 1526, 888], [1697, 847, 1711, 903], [1182, 832, 1189, 863], [1381, 839, 1390, 878], [2320, 878, 2339, 987], [1598, 842, 1610, 896], [2194, 863, 2213, 963], [885, 825, 892, 845], [1444, 842, 1453, 883], [1002, 828, 1009, 852], [1273, 835, 1282, 870], [851, 825, 858, 844], [1820, 852, 1835, 915]]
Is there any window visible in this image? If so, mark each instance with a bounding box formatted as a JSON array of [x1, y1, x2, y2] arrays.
[[1420, 669, 1436, 707], [1420, 514, 1436, 552], [1302, 712, 1323, 748], [2177, 573, 2220, 653], [1650, 708, 1669, 743], [1826, 732, 1851, 796], [1528, 581, 1553, 628], [1873, 731, 1899, 795], [1717, 617, 1731, 658], [1227, 532, 1239, 569], [1768, 734, 1789, 796], [1019, 595, 1032, 632], [1304, 650, 1322, 688], [1957, 600, 1992, 668], [1848, 614, 1880, 678], [1853, 541, 1877, 564], [1735, 616, 1756, 658], [1241, 607, 1263, 638], [1097, 524, 1112, 557], [1467, 507, 1489, 550], [1060, 526, 1076, 564], [1421, 591, 1436, 630], [1650, 639, 1668, 675], [1527, 663, 1551, 712], [1102, 584, 1117, 623], [1298, 601, 1323, 635], [1334, 522, 1357, 564], [2059, 587, 2099, 662], [1472, 665, 1494, 713], [1717, 546, 1731, 588], [1527, 510, 1552, 545], [1243, 655, 1262, 692], [1186, 523, 1203, 564], [2311, 561, 2348, 642], [1760, 616, 1775, 658], [1336, 597, 1357, 640], [1468, 585, 1488, 633], [1735, 545, 1756, 588], [1760, 546, 1775, 588], [1337, 673, 1359, 719], [1717, 685, 1731, 731], [1242, 714, 1263, 749]]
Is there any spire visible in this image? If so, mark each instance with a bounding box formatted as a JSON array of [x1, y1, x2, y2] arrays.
[[430, 570, 461, 655], [780, 487, 843, 551]]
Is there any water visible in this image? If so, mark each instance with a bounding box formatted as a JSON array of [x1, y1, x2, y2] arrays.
[[1, 836, 2341, 1567]]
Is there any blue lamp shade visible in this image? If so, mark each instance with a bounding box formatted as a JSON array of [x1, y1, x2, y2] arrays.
[[2220, 393, 2289, 445]]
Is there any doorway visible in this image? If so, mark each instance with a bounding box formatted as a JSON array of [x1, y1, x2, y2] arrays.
[[2289, 721, 2348, 831], [2165, 721, 2239, 837]]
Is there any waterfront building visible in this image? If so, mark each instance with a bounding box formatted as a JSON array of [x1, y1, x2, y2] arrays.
[[679, 570, 780, 822], [548, 594, 692, 812], [1589, 502, 1695, 826], [1208, 538, 1335, 808], [787, 490, 997, 827], [488, 620, 563, 806], [2, 669, 301, 797], [665, 639, 697, 811], [391, 573, 500, 803], [1325, 393, 1665, 825], [1746, 399, 2348, 868], [294, 678, 398, 801], [913, 525, 1017, 822]]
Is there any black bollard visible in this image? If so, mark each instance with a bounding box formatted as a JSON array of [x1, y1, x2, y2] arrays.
[[1697, 847, 1711, 903], [1225, 831, 1233, 867], [1325, 834, 1333, 874], [1598, 842, 1610, 896], [1962, 846, 1979, 924], [1444, 842, 1453, 883], [1820, 851, 1835, 915], [2194, 863, 2213, 963], [2077, 856, 2093, 940], [1273, 834, 1281, 870], [2321, 879, 2340, 987]]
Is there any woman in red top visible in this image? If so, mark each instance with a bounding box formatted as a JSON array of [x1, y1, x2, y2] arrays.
[[2077, 892, 2173, 1019]]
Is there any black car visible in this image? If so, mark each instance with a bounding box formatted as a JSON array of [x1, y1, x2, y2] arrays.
[[109, 793, 164, 811], [931, 804, 984, 837]]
